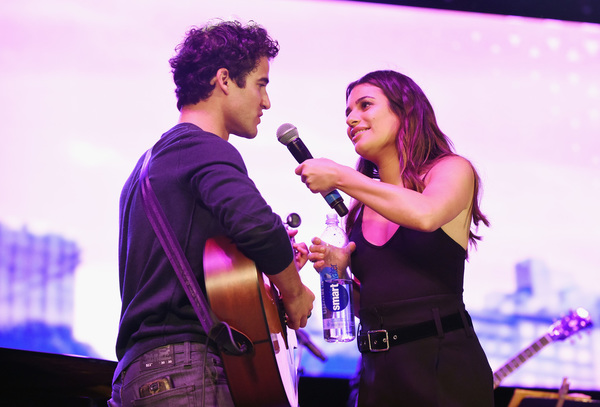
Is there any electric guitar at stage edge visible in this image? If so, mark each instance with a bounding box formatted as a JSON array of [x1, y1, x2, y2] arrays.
[[203, 235, 299, 407], [493, 308, 593, 389]]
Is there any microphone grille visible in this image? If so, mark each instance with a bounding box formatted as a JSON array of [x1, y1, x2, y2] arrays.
[[276, 123, 298, 145]]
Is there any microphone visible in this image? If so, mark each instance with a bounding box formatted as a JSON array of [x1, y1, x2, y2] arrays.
[[276, 123, 348, 217], [296, 329, 327, 362]]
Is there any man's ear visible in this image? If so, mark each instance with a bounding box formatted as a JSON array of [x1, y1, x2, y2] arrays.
[[214, 68, 231, 95]]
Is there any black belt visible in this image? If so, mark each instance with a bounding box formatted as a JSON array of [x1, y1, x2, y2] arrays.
[[357, 312, 471, 353]]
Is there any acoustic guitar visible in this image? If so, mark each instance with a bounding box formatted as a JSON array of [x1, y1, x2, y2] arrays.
[[493, 307, 593, 389], [203, 235, 299, 407]]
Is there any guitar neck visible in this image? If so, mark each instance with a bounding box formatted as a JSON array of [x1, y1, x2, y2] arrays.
[[493, 333, 553, 388]]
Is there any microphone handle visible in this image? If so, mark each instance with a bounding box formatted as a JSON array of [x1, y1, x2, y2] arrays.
[[286, 142, 349, 217], [323, 190, 349, 217], [287, 139, 313, 162]]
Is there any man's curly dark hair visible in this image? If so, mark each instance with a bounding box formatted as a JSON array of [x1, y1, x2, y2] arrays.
[[169, 20, 280, 111]]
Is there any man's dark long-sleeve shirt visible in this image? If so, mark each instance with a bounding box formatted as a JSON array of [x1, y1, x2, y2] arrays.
[[114, 123, 292, 379]]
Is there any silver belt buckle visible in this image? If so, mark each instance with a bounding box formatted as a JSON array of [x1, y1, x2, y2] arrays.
[[367, 329, 389, 352]]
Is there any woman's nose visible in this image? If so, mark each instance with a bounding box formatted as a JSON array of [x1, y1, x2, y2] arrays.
[[346, 112, 359, 127]]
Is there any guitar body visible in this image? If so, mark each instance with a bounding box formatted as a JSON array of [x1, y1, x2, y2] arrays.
[[203, 236, 298, 407]]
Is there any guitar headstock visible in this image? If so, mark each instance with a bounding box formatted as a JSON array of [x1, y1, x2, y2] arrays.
[[548, 307, 593, 341]]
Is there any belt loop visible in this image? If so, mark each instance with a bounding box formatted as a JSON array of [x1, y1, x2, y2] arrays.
[[184, 341, 192, 367], [432, 307, 444, 338], [375, 307, 384, 329], [460, 309, 474, 337]]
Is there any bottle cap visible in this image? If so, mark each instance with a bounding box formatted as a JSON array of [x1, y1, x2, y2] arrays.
[[325, 213, 338, 224]]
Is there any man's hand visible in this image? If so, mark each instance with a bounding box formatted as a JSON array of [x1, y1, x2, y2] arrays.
[[269, 258, 315, 330], [287, 228, 309, 270], [281, 284, 315, 330]]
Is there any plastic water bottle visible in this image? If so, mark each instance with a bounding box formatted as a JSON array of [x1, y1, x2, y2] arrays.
[[320, 213, 355, 342]]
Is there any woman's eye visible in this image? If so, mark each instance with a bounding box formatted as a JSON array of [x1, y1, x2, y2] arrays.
[[360, 101, 372, 109]]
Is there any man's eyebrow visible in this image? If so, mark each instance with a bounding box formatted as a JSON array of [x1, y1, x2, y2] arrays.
[[258, 77, 269, 84]]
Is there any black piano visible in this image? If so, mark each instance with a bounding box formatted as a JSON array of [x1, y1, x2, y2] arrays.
[[0, 347, 115, 406]]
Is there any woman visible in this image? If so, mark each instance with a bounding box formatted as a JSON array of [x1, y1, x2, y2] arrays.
[[296, 70, 494, 406]]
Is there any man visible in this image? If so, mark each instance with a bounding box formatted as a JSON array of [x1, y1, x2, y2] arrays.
[[109, 20, 314, 406]]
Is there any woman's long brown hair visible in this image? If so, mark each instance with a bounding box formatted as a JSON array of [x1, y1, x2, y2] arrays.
[[344, 70, 489, 256]]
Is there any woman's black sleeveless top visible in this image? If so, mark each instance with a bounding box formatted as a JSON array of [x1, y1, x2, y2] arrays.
[[349, 209, 467, 322]]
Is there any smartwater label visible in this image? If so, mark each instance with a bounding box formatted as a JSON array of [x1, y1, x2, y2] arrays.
[[321, 265, 339, 280], [323, 280, 350, 312]]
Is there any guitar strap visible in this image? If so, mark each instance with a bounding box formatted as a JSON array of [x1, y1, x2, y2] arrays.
[[139, 148, 252, 356]]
